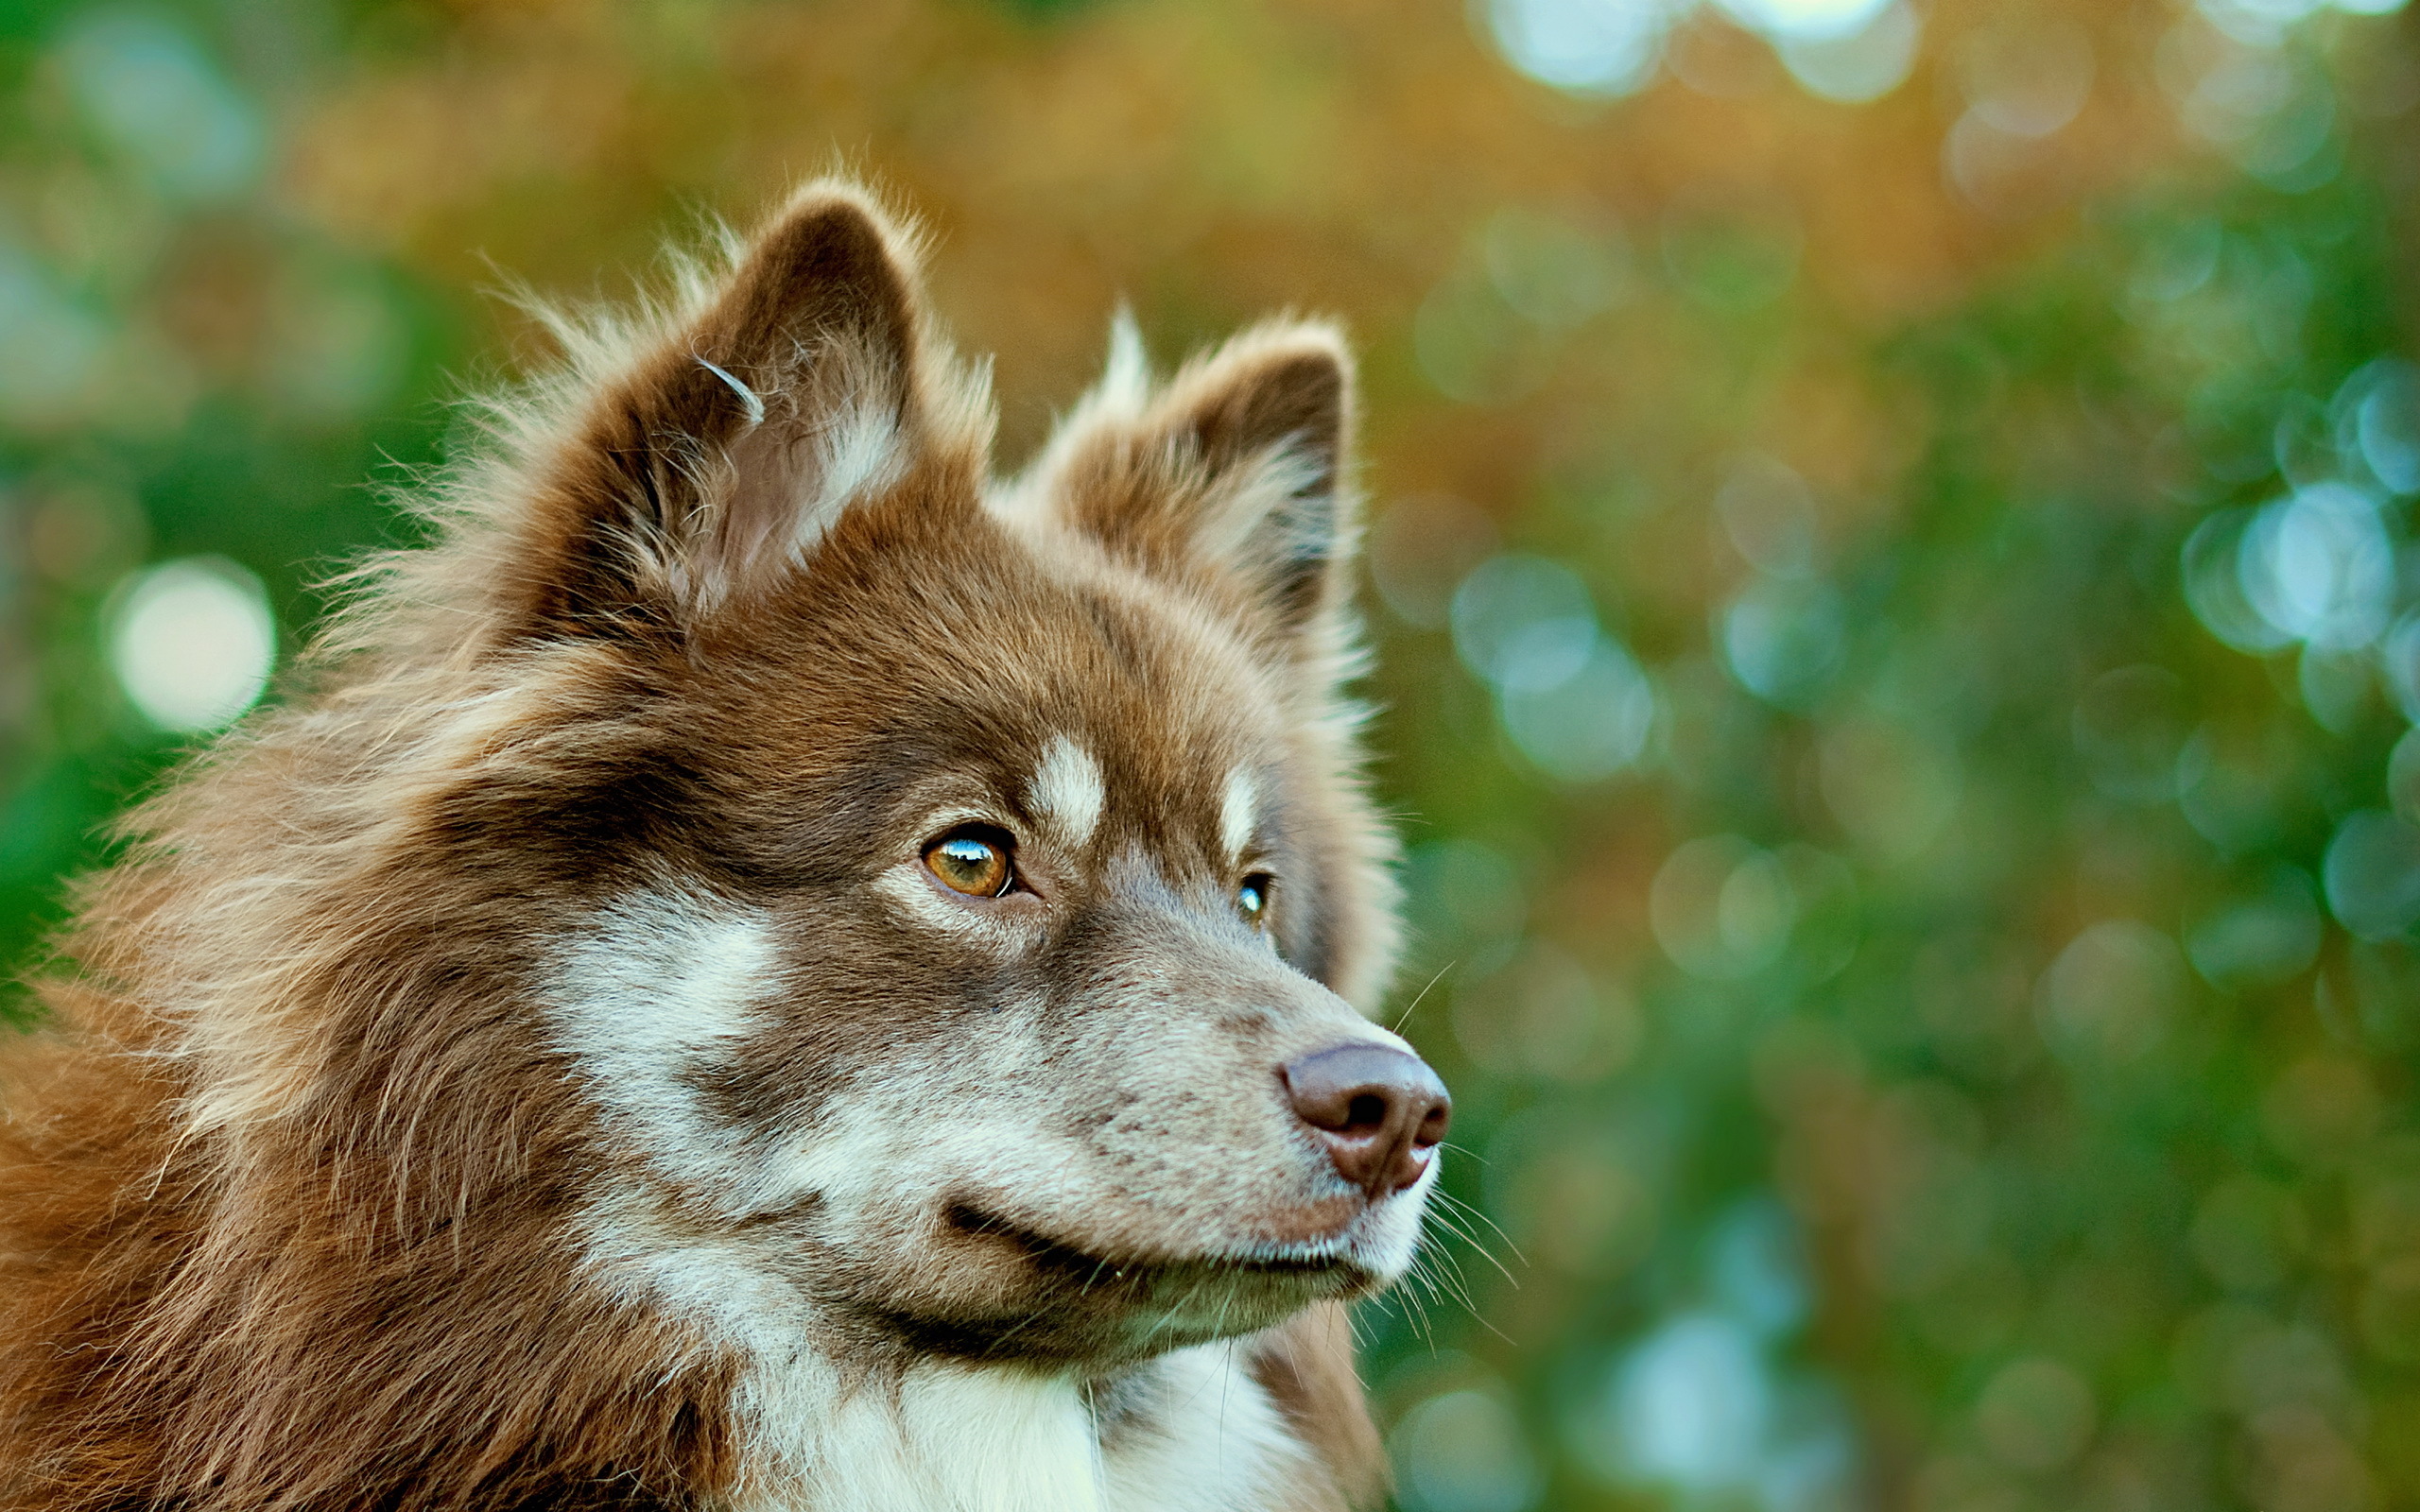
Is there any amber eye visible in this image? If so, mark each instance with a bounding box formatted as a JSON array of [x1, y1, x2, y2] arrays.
[[925, 828, 1015, 898], [1236, 873, 1273, 928]]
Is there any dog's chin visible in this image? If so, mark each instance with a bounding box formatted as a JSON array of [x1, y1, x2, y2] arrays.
[[834, 1200, 1404, 1366]]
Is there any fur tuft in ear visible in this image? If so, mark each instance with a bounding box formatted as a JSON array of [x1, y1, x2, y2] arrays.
[[1167, 327, 1352, 629], [1018, 318, 1358, 643], [510, 180, 986, 639]]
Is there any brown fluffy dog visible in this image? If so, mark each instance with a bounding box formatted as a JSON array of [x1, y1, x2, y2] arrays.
[[0, 181, 1448, 1511]]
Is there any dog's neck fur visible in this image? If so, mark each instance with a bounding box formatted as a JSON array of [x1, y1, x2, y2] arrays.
[[721, 1348, 1306, 1512]]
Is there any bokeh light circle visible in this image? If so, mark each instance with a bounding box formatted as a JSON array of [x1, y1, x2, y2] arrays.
[[105, 558, 276, 733]]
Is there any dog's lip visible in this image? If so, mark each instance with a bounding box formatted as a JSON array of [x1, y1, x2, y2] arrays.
[[941, 1200, 1368, 1280]]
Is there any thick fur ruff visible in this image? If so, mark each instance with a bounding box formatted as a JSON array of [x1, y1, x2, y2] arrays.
[[0, 180, 1421, 1511]]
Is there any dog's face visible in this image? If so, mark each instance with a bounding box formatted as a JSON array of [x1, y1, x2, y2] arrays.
[[479, 187, 1438, 1368]]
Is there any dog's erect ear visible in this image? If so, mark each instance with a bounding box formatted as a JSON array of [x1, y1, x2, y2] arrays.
[[510, 182, 976, 638], [1027, 319, 1357, 644]]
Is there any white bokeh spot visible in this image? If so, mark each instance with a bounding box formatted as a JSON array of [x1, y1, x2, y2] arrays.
[[108, 557, 276, 732], [1717, 0, 1891, 41], [1484, 0, 1680, 95]]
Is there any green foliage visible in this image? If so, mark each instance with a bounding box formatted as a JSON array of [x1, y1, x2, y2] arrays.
[[1366, 120, 2420, 1512]]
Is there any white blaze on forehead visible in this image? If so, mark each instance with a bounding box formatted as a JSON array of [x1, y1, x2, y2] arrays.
[[1028, 734, 1106, 848], [1219, 765, 1259, 860]]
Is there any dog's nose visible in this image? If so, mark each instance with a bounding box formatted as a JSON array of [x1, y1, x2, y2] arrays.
[[1282, 1043, 1451, 1197]]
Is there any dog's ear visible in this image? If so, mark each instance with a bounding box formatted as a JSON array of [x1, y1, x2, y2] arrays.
[[1025, 319, 1357, 645], [508, 182, 977, 639]]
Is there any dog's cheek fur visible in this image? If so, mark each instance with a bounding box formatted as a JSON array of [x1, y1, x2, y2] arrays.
[[1, 851, 748, 1509]]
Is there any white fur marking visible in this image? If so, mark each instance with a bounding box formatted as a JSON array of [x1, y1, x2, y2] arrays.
[[544, 886, 776, 1187], [723, 1360, 1106, 1512], [698, 357, 768, 426], [1097, 1347, 1308, 1512], [1029, 735, 1106, 849], [1219, 766, 1258, 860], [722, 1350, 1303, 1512]]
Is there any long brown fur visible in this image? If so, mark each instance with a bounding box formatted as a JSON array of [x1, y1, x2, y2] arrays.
[[0, 180, 1414, 1512]]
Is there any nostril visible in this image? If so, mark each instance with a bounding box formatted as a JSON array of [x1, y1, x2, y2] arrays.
[[1281, 1041, 1453, 1197]]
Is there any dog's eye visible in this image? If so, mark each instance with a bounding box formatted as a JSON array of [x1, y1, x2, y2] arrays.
[[925, 828, 1015, 898], [1236, 873, 1273, 928]]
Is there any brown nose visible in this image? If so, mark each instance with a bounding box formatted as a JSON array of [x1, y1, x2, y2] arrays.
[[1282, 1043, 1451, 1197]]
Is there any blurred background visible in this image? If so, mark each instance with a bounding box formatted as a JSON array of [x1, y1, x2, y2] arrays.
[[2, 0, 2418, 1506]]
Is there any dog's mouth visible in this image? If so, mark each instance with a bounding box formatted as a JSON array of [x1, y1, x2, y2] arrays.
[[940, 1202, 1371, 1283], [822, 1201, 1380, 1365]]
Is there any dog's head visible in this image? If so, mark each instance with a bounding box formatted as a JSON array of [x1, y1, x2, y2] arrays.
[[453, 184, 1441, 1367]]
